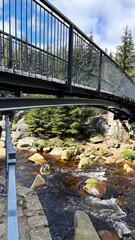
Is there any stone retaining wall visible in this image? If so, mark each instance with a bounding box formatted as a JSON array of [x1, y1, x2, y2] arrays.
[[0, 176, 52, 240]]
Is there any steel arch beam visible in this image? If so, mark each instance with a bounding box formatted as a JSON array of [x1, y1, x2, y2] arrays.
[[0, 97, 133, 118]]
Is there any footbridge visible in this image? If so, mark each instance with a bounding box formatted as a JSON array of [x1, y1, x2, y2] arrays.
[[0, 0, 135, 118]]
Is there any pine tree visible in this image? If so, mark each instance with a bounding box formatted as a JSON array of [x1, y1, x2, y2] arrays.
[[115, 26, 135, 80]]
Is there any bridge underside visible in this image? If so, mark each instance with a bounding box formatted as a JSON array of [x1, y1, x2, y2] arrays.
[[0, 96, 134, 120]]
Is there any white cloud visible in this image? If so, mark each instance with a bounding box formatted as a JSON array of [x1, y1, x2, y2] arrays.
[[0, 18, 21, 38], [49, 0, 135, 55]]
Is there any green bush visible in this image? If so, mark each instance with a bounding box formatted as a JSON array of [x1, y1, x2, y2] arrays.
[[24, 106, 95, 139]]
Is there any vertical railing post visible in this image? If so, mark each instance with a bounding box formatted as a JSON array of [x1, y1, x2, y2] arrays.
[[67, 24, 74, 93], [9, 35, 12, 68], [97, 51, 102, 97], [124, 74, 126, 97], [114, 67, 117, 95], [52, 56, 55, 78]]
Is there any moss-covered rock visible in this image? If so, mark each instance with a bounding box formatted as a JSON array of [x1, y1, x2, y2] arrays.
[[78, 158, 92, 169], [74, 210, 100, 240], [100, 149, 113, 157], [90, 136, 103, 144], [32, 139, 46, 151], [48, 137, 63, 147], [83, 178, 107, 198], [40, 164, 51, 176]]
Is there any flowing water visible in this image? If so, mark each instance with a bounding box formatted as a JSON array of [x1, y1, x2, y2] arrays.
[[0, 151, 135, 239]]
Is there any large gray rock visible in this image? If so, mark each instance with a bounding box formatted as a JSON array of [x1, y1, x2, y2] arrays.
[[49, 148, 62, 155], [17, 137, 37, 150], [61, 150, 72, 161], [14, 131, 32, 141], [74, 210, 100, 240], [17, 123, 28, 132]]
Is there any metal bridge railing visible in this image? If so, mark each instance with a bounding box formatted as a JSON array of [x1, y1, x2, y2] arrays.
[[5, 116, 19, 240], [0, 0, 135, 101]]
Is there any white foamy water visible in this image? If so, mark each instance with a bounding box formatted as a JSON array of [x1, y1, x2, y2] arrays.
[[85, 196, 130, 238], [112, 221, 130, 237], [72, 167, 107, 181]]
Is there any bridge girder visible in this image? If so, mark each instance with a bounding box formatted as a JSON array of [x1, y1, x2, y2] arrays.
[[0, 97, 134, 119]]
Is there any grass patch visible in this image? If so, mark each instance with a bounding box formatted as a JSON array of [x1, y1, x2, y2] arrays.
[[100, 149, 113, 157], [120, 151, 135, 162]]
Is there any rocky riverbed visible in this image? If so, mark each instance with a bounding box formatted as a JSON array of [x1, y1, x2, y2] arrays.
[[0, 113, 135, 239]]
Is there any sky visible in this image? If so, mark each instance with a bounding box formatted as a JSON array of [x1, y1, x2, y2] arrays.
[[49, 0, 135, 55], [0, 0, 135, 56]]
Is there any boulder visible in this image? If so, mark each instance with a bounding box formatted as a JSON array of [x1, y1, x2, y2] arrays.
[[122, 235, 133, 240], [32, 139, 46, 151], [99, 230, 119, 240], [124, 163, 130, 170], [90, 136, 103, 144], [105, 157, 115, 164], [131, 229, 135, 239], [48, 137, 63, 147], [0, 142, 4, 148], [78, 158, 92, 169], [106, 140, 120, 149], [89, 154, 96, 160], [126, 167, 134, 174], [40, 164, 51, 176], [79, 153, 86, 159], [74, 148, 80, 156], [31, 174, 46, 189], [28, 153, 47, 165], [49, 148, 62, 155], [0, 120, 6, 131], [14, 131, 32, 142], [74, 210, 100, 240], [27, 148, 37, 154], [83, 178, 107, 198], [17, 137, 36, 150], [16, 123, 28, 132], [0, 148, 6, 161], [16, 118, 24, 128], [61, 150, 72, 161], [123, 163, 134, 173], [43, 147, 51, 153]]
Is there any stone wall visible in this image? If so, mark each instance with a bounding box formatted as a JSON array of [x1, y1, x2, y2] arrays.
[[0, 176, 52, 240]]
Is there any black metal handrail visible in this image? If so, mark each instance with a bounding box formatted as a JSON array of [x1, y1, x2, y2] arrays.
[[5, 116, 19, 240], [0, 0, 135, 101]]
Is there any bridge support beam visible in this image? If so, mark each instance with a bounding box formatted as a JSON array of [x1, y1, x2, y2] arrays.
[[0, 97, 133, 119]]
